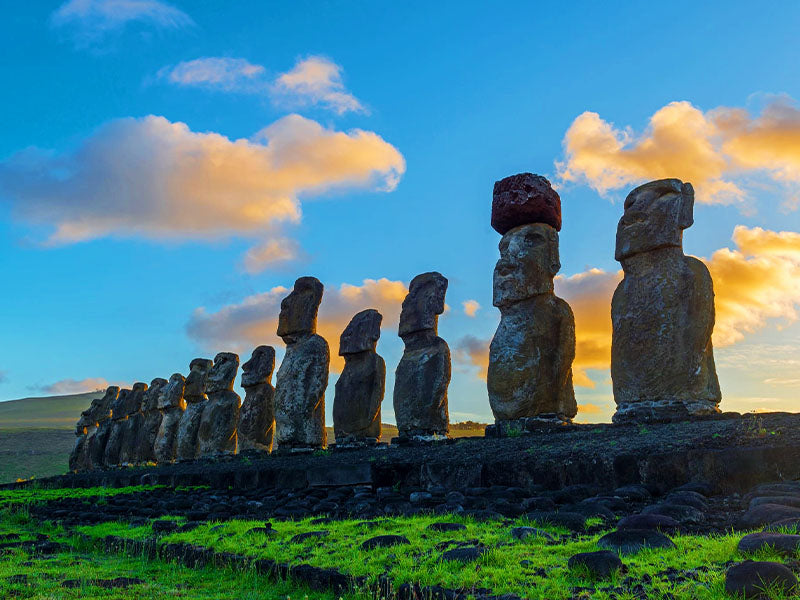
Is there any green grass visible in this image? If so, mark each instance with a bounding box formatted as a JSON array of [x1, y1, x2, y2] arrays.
[[0, 485, 169, 508], [0, 392, 102, 429]]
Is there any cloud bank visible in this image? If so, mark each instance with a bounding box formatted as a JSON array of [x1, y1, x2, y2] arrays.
[[0, 114, 405, 272], [34, 377, 113, 395], [187, 278, 408, 371], [557, 97, 800, 206]]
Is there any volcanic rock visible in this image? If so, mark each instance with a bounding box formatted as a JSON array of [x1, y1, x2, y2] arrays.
[[738, 532, 800, 556], [597, 529, 675, 555], [175, 358, 213, 461], [238, 346, 276, 452], [198, 352, 241, 457], [118, 382, 148, 465], [154, 373, 186, 464], [725, 561, 797, 599], [491, 173, 561, 234], [567, 550, 622, 578], [134, 377, 167, 464]]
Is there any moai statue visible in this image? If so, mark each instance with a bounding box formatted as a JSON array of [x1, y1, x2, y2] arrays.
[[87, 386, 119, 470], [611, 179, 721, 423], [118, 382, 148, 465], [487, 174, 577, 429], [333, 309, 385, 445], [238, 346, 276, 453], [393, 272, 451, 440], [103, 387, 136, 467], [69, 394, 106, 472], [133, 377, 168, 464], [274, 277, 330, 449], [175, 358, 213, 461], [197, 352, 241, 457], [154, 373, 186, 464]]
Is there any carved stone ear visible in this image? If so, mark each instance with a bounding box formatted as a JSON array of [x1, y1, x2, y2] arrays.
[[678, 182, 695, 230]]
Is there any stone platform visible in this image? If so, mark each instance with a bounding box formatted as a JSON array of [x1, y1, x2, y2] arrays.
[[5, 412, 800, 495]]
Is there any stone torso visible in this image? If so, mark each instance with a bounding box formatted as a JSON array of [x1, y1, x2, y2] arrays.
[[611, 248, 721, 422], [154, 407, 183, 463], [237, 383, 276, 452], [333, 352, 385, 442], [488, 294, 576, 421], [197, 391, 241, 456], [274, 333, 330, 448]]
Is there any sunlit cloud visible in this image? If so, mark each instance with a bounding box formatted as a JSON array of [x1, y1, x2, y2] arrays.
[[764, 378, 800, 387], [577, 402, 603, 415], [186, 278, 408, 371], [51, 0, 193, 46], [32, 377, 115, 395], [0, 114, 405, 270], [556, 96, 800, 207], [241, 238, 302, 273], [453, 335, 490, 380], [157, 57, 265, 92], [462, 300, 480, 317], [272, 56, 366, 115]]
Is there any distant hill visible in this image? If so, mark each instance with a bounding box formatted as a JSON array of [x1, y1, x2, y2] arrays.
[[0, 391, 103, 430]]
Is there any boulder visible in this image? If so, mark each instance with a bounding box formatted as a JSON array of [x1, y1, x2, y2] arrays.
[[567, 550, 622, 579], [334, 309, 385, 444], [597, 529, 675, 555], [738, 532, 800, 556], [393, 272, 450, 439], [617, 514, 679, 533], [275, 277, 329, 449], [361, 535, 410, 550], [198, 352, 241, 457], [441, 546, 485, 563], [238, 346, 276, 452], [488, 221, 576, 423], [154, 374, 185, 464], [725, 561, 797, 599], [175, 358, 213, 461], [611, 179, 721, 423], [491, 173, 561, 234], [740, 504, 800, 529], [641, 503, 705, 524]]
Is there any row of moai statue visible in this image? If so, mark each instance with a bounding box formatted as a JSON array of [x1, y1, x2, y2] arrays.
[[70, 173, 723, 470], [69, 270, 452, 470]]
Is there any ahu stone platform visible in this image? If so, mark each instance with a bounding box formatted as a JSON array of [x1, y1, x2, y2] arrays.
[[6, 413, 800, 495]]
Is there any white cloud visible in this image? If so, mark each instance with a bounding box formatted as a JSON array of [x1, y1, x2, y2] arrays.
[[242, 238, 302, 273], [51, 0, 193, 45], [272, 56, 366, 115], [186, 278, 408, 371], [462, 299, 480, 317], [35, 377, 113, 395], [556, 97, 800, 207], [157, 57, 265, 92], [0, 114, 405, 270]]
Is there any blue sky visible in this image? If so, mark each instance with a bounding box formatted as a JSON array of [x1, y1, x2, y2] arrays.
[[1, 0, 800, 423]]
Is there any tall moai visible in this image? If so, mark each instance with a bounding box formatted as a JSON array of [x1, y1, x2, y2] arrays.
[[70, 392, 111, 472], [154, 373, 186, 464], [487, 174, 577, 427], [274, 277, 330, 449], [175, 358, 213, 461], [133, 377, 168, 464], [87, 386, 119, 470], [393, 272, 451, 440], [197, 352, 241, 457], [333, 309, 385, 445], [104, 387, 136, 467], [118, 382, 148, 465], [238, 345, 277, 453], [611, 179, 721, 423]]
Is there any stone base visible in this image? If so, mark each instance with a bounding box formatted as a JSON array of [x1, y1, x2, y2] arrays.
[[612, 399, 721, 425], [485, 415, 573, 438], [391, 430, 450, 446], [272, 446, 321, 456], [330, 439, 386, 451]]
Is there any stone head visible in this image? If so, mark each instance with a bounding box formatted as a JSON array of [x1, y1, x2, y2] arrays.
[[206, 352, 239, 393], [340, 309, 383, 355], [493, 223, 560, 307], [277, 277, 324, 340], [142, 378, 168, 412], [96, 386, 119, 423], [615, 178, 694, 261], [184, 358, 213, 401], [126, 382, 148, 415], [398, 272, 448, 337], [110, 389, 131, 420], [241, 346, 276, 388], [491, 172, 562, 234], [158, 373, 186, 410]]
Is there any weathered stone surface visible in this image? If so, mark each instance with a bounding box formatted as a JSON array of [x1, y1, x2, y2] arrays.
[[70, 388, 117, 472], [154, 374, 185, 464], [275, 277, 329, 449], [393, 272, 450, 439], [198, 352, 241, 457], [725, 561, 797, 599], [118, 382, 148, 465], [597, 529, 676, 555], [175, 359, 213, 461], [488, 223, 576, 422], [86, 387, 119, 470], [334, 310, 385, 444], [738, 532, 800, 556], [277, 276, 324, 340], [103, 389, 131, 467], [491, 173, 561, 234], [567, 550, 622, 578], [611, 179, 721, 423], [134, 378, 168, 464], [238, 346, 276, 453]]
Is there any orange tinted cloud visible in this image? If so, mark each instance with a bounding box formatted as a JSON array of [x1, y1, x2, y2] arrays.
[[187, 278, 408, 372], [462, 300, 480, 317], [273, 56, 366, 115], [557, 97, 800, 206]]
